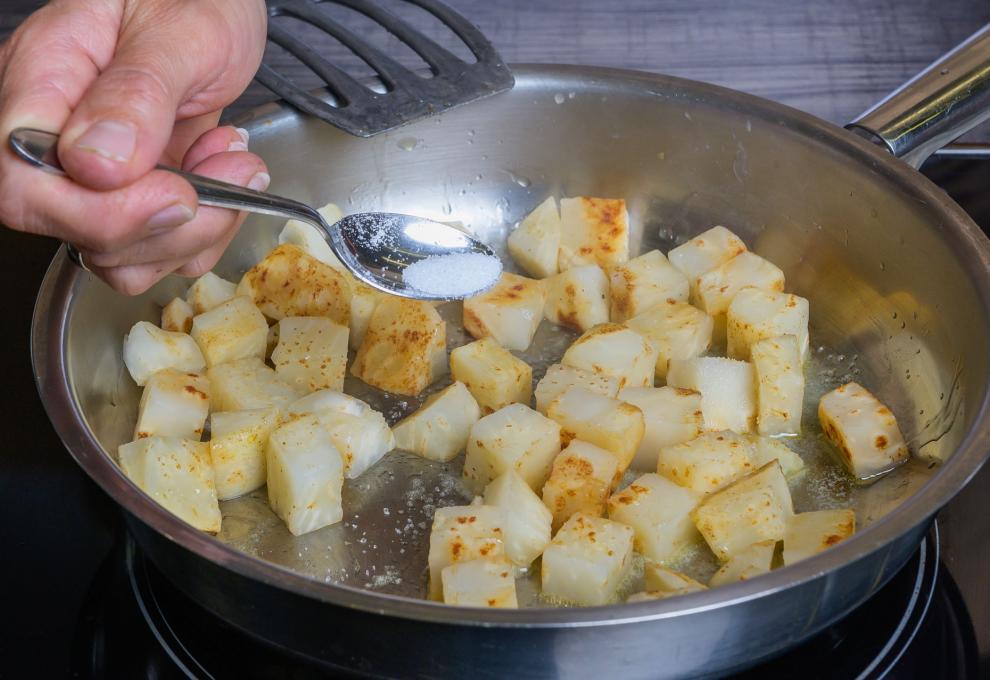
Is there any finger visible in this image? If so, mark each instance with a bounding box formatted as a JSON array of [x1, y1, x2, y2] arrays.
[[87, 258, 190, 297], [174, 217, 243, 277], [179, 125, 249, 172], [161, 112, 223, 167]]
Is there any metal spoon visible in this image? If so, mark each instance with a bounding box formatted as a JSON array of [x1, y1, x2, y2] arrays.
[[9, 128, 498, 300]]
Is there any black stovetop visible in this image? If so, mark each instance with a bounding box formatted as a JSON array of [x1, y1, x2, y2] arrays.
[[2, 153, 990, 679]]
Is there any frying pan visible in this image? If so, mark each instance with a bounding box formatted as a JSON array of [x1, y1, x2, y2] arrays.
[[31, 24, 990, 679]]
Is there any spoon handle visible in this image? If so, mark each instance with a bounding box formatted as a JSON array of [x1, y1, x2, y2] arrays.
[[8, 127, 325, 227]]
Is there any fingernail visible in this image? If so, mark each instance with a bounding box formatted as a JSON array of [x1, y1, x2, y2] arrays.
[[146, 202, 195, 232], [74, 120, 137, 162], [235, 127, 249, 145], [227, 140, 248, 152], [247, 172, 270, 191]]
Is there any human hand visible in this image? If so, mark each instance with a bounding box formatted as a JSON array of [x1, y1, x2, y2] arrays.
[[0, 0, 269, 294]]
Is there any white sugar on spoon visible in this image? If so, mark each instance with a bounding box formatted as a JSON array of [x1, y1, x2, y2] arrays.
[[402, 252, 503, 298]]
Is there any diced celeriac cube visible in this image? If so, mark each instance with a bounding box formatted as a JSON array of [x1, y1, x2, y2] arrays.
[[818, 382, 909, 482], [692, 461, 794, 562], [667, 357, 757, 433], [561, 323, 658, 389], [558, 197, 630, 271], [393, 381, 481, 462], [782, 509, 856, 566], [751, 335, 805, 436], [266, 415, 345, 536], [543, 264, 610, 332], [695, 251, 785, 319], [348, 282, 386, 350], [628, 563, 708, 601], [541, 440, 618, 530], [161, 297, 194, 333], [626, 301, 713, 381], [207, 357, 302, 412], [270, 316, 349, 392], [285, 389, 367, 418], [316, 408, 394, 479], [607, 472, 700, 564], [726, 288, 810, 361], [441, 558, 518, 608], [123, 321, 206, 387], [185, 272, 237, 315], [209, 408, 279, 500], [190, 296, 268, 368], [450, 336, 532, 414], [708, 540, 777, 587], [608, 250, 690, 322], [277, 203, 345, 270], [352, 298, 446, 397], [484, 470, 553, 567], [134, 369, 210, 441], [118, 437, 221, 532], [507, 196, 561, 279], [534, 363, 618, 414], [656, 430, 755, 495], [463, 273, 546, 352], [428, 505, 505, 600], [668, 226, 748, 300], [541, 513, 634, 606], [236, 244, 351, 325], [618, 386, 703, 470], [463, 403, 561, 494], [546, 387, 644, 484], [747, 435, 806, 480]]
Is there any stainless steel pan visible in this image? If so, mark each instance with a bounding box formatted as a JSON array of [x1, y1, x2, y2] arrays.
[[32, 25, 990, 679]]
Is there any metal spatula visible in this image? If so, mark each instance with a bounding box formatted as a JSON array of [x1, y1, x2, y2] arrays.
[[256, 0, 514, 136]]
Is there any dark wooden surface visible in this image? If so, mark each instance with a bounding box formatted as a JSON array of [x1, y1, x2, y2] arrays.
[[2, 0, 989, 138]]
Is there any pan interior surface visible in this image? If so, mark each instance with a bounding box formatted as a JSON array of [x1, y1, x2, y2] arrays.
[[62, 67, 989, 609]]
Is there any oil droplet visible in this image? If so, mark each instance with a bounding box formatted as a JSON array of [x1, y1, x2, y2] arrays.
[[880, 262, 887, 271], [397, 137, 420, 151], [554, 93, 566, 104], [467, 129, 475, 137], [515, 175, 531, 188], [657, 151, 666, 160], [568, 91, 576, 99]]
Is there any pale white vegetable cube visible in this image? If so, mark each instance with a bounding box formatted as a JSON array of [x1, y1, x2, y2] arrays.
[[285, 389, 367, 418], [278, 203, 345, 270], [484, 470, 553, 567], [450, 336, 532, 414], [161, 297, 194, 334], [656, 430, 755, 495], [190, 296, 268, 368], [668, 226, 747, 299], [185, 272, 237, 315], [618, 386, 703, 470], [463, 404, 561, 493], [237, 244, 351, 325], [271, 316, 349, 392], [348, 282, 385, 350], [608, 250, 690, 322], [644, 562, 707, 595], [541, 440, 618, 530], [607, 473, 700, 564], [209, 408, 279, 500], [782, 509, 856, 566], [626, 301, 713, 381], [134, 369, 210, 441], [747, 435, 806, 480], [534, 363, 618, 414], [207, 357, 302, 412], [708, 540, 777, 586], [118, 437, 221, 532], [266, 415, 344, 536], [667, 357, 757, 433], [393, 382, 480, 462], [463, 272, 546, 352], [695, 251, 785, 318], [818, 382, 909, 482], [727, 288, 810, 361], [507, 196, 561, 279], [441, 558, 518, 608], [317, 408, 395, 479], [543, 264, 610, 332], [546, 387, 645, 483], [751, 335, 805, 436], [561, 323, 658, 389], [123, 321, 206, 387], [352, 298, 446, 397], [541, 513, 634, 606], [558, 197, 629, 271], [428, 505, 506, 600], [692, 461, 794, 562]]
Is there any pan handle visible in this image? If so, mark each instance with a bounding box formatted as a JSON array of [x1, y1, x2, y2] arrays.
[[846, 23, 990, 169]]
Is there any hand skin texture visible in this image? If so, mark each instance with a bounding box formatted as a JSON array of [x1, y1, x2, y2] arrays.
[[0, 0, 269, 294]]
